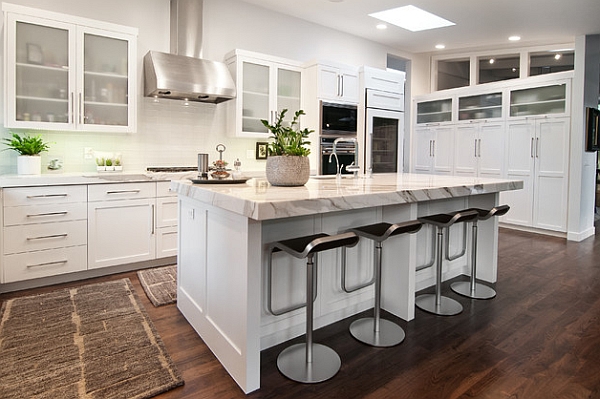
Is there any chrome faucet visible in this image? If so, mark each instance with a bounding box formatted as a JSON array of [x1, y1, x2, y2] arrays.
[[332, 137, 360, 178]]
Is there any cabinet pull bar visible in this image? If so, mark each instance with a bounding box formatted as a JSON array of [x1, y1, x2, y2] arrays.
[[27, 260, 68, 268], [79, 92, 83, 125], [106, 189, 141, 195], [151, 204, 155, 235], [27, 211, 69, 218], [340, 75, 344, 97], [373, 92, 400, 101], [474, 139, 478, 157], [478, 139, 482, 157], [27, 233, 68, 241], [71, 92, 74, 124], [432, 140, 435, 157], [531, 138, 535, 158], [536, 138, 539, 158], [26, 194, 68, 199]]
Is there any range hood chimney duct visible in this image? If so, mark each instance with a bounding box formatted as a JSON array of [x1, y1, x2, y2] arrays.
[[143, 0, 236, 103]]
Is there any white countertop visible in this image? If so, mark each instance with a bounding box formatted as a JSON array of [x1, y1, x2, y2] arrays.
[[171, 173, 523, 221]]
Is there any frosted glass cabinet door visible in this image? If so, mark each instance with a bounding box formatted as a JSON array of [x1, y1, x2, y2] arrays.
[[9, 18, 74, 128], [276, 68, 301, 122], [82, 32, 129, 127], [242, 61, 270, 133]]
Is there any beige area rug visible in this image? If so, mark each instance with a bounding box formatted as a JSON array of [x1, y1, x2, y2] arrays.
[[0, 278, 184, 399], [137, 265, 177, 307]]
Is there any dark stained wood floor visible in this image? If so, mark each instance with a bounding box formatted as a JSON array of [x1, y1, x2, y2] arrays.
[[2, 226, 600, 398]]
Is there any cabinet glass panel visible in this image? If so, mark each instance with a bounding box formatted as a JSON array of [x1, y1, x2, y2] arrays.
[[437, 59, 470, 90], [478, 54, 520, 84], [372, 116, 398, 173], [510, 84, 566, 117], [277, 68, 301, 123], [416, 99, 452, 124], [530, 51, 574, 76], [458, 92, 502, 120], [242, 62, 269, 133], [83, 34, 129, 126], [15, 22, 69, 123]]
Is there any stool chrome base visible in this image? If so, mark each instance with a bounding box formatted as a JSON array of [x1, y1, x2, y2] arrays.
[[451, 281, 496, 300], [277, 343, 341, 383], [415, 294, 463, 316], [349, 318, 405, 347]]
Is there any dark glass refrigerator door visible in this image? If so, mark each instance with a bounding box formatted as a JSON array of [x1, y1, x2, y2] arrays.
[[371, 116, 399, 173]]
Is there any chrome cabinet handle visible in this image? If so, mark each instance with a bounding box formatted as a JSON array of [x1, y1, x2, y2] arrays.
[[106, 189, 141, 195], [151, 204, 155, 235], [474, 139, 478, 157], [27, 211, 68, 218], [478, 139, 482, 157], [27, 260, 68, 268], [536, 138, 539, 158], [26, 194, 68, 199], [27, 233, 68, 241], [340, 75, 344, 97], [531, 138, 535, 158]]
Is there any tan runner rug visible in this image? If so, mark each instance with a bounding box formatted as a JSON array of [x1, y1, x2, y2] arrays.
[[137, 265, 177, 307], [0, 278, 184, 399]]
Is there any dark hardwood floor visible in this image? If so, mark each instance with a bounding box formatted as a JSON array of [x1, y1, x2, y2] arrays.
[[2, 226, 600, 398]]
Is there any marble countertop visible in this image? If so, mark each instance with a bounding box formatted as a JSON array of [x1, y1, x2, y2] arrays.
[[171, 173, 523, 221]]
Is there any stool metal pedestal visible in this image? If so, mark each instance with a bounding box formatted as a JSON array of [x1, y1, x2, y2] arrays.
[[344, 220, 422, 347], [451, 205, 510, 300], [269, 232, 359, 384], [416, 210, 479, 316]]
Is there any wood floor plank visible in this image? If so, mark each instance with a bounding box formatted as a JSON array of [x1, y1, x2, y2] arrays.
[[2, 225, 600, 398]]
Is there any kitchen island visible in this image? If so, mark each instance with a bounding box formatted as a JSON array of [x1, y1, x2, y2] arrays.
[[171, 173, 522, 393]]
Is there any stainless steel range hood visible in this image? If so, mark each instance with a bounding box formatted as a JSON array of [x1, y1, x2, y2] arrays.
[[143, 0, 236, 103]]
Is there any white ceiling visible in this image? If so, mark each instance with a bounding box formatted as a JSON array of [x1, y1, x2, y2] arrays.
[[238, 0, 600, 54]]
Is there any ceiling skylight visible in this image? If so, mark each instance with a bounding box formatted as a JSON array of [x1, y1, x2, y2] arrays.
[[369, 5, 455, 32]]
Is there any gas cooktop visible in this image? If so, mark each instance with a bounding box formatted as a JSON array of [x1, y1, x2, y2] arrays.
[[146, 166, 197, 173]]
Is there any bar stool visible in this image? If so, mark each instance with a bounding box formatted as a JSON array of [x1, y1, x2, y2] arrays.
[[451, 205, 510, 299], [416, 210, 479, 316], [342, 220, 422, 347], [268, 232, 359, 384]]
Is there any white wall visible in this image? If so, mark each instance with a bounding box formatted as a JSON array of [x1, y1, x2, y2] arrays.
[[0, 0, 417, 174]]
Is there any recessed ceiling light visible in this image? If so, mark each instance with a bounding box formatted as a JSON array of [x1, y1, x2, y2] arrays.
[[555, 53, 562, 60], [376, 23, 387, 30], [508, 36, 521, 41], [489, 59, 495, 64], [435, 44, 446, 49], [369, 5, 455, 32], [328, 0, 344, 2]]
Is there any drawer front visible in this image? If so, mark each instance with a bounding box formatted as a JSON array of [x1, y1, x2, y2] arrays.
[[88, 182, 156, 201], [157, 181, 177, 197], [4, 185, 87, 206], [156, 197, 178, 228], [4, 202, 87, 226], [3, 245, 87, 283], [156, 226, 178, 258], [4, 220, 87, 254]]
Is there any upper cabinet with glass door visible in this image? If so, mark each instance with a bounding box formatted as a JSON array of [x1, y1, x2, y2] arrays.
[[458, 92, 503, 121], [3, 4, 137, 132], [226, 49, 303, 138], [509, 82, 568, 118]]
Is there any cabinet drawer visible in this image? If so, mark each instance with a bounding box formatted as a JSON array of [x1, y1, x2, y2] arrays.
[[156, 196, 178, 228], [157, 181, 177, 197], [4, 202, 87, 226], [3, 245, 87, 283], [88, 182, 156, 201], [4, 185, 87, 206], [156, 226, 177, 258], [4, 220, 87, 254]]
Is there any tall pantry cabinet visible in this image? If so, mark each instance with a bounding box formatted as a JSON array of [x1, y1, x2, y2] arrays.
[[3, 3, 137, 132], [412, 73, 572, 234]]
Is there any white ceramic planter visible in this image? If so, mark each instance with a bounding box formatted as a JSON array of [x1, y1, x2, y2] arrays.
[[17, 155, 41, 175]]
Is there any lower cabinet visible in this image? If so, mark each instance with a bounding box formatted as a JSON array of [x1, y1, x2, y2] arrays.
[[87, 182, 156, 269], [412, 125, 455, 174], [500, 117, 569, 232], [155, 181, 178, 258]]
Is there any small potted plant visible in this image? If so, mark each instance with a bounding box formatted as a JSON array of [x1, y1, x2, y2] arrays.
[[2, 132, 50, 175], [96, 157, 106, 171], [261, 109, 313, 186]]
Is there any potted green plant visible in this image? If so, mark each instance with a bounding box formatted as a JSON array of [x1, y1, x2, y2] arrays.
[[2, 132, 50, 175], [261, 109, 313, 186]]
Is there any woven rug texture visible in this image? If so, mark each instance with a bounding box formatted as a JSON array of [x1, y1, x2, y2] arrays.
[[0, 278, 183, 399], [137, 265, 177, 307]]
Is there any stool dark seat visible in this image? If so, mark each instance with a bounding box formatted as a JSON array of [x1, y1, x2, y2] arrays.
[[416, 210, 479, 316], [343, 220, 422, 347], [451, 205, 510, 299], [268, 231, 359, 384]]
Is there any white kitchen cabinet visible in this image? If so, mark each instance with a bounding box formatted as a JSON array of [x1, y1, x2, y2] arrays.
[[2, 185, 87, 283], [304, 62, 359, 104], [3, 4, 137, 132], [226, 49, 303, 138], [87, 183, 156, 269], [412, 125, 455, 175], [155, 181, 178, 258], [454, 121, 505, 178], [501, 117, 570, 232]]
